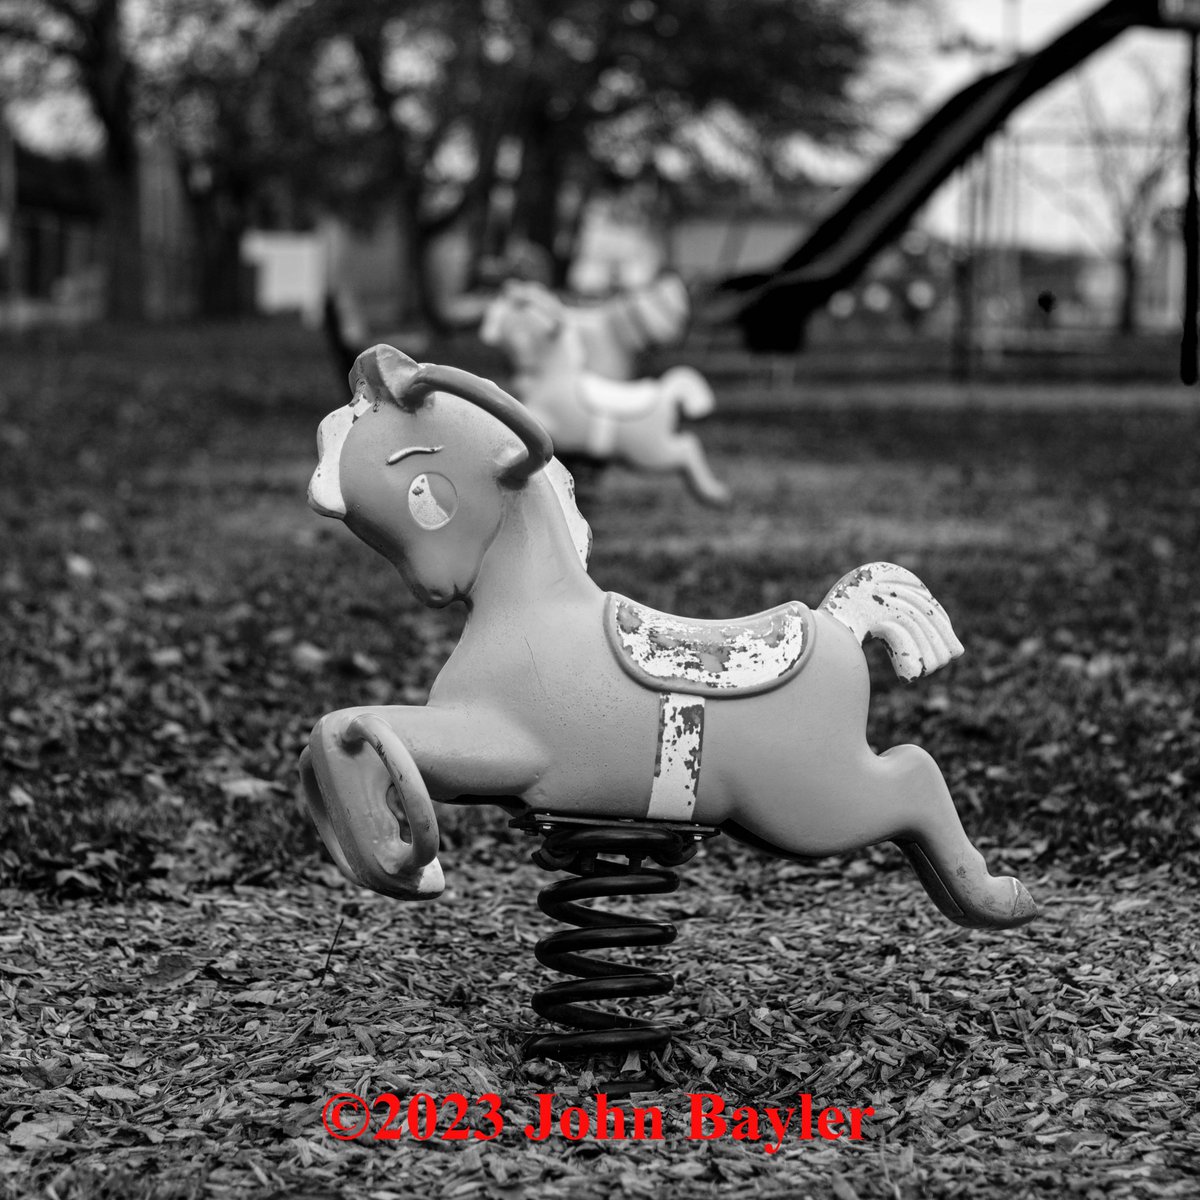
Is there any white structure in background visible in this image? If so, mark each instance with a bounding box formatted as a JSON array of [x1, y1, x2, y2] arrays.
[[241, 214, 477, 331], [241, 219, 382, 328], [241, 230, 326, 322]]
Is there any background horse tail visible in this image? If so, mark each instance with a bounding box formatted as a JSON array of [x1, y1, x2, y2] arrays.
[[605, 273, 691, 353], [819, 563, 964, 681], [659, 365, 715, 421]]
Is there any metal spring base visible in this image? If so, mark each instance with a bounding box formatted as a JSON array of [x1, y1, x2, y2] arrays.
[[513, 814, 717, 1087]]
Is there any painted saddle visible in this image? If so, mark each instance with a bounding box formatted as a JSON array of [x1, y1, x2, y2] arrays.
[[603, 594, 815, 698]]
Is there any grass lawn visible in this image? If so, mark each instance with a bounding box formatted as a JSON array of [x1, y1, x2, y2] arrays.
[[1, 321, 1198, 1198]]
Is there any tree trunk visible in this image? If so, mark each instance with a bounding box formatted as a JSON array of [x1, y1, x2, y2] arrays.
[[1118, 230, 1139, 336], [554, 173, 593, 290], [462, 194, 493, 292], [193, 200, 248, 318], [399, 188, 450, 333], [86, 0, 144, 320], [461, 159, 502, 291], [101, 162, 143, 320], [511, 115, 565, 270]]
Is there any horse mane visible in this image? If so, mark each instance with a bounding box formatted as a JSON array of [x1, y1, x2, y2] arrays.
[[543, 457, 592, 568]]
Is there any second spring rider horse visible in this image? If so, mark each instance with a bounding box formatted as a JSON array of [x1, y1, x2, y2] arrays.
[[480, 279, 731, 506], [299, 345, 1037, 1066]]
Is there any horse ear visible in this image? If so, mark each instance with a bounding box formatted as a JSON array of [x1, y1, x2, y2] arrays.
[[398, 363, 552, 484], [529, 286, 564, 335], [495, 444, 532, 482], [350, 345, 420, 402]]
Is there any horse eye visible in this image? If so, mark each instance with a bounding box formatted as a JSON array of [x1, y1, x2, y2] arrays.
[[407, 473, 457, 531]]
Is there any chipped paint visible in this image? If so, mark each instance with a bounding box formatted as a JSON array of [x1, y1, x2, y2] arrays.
[[545, 458, 592, 567], [819, 562, 964, 681], [605, 593, 812, 696], [647, 693, 705, 820], [308, 390, 374, 518], [407, 473, 455, 530]]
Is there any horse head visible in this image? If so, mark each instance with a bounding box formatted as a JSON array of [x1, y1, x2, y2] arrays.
[[479, 280, 570, 373], [309, 344, 556, 606]]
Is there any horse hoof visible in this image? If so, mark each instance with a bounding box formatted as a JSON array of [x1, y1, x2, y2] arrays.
[[695, 482, 733, 508], [958, 876, 1038, 930], [1004, 877, 1039, 927], [901, 843, 1037, 929]]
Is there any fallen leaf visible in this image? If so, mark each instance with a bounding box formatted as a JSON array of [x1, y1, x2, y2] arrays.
[[8, 1117, 75, 1149]]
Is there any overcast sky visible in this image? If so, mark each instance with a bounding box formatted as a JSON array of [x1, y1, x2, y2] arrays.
[[919, 0, 1191, 249], [6, 0, 1192, 258], [944, 0, 1105, 65]]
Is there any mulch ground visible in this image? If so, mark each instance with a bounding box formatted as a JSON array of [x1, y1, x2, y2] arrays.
[[3, 852, 1197, 1199], [2, 322, 1199, 1197]]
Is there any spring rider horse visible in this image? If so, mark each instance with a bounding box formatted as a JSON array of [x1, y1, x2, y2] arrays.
[[298, 345, 1036, 1078], [514, 271, 692, 382], [479, 278, 731, 506]]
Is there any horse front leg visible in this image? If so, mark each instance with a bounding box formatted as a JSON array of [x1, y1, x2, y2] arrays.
[[299, 744, 365, 885], [300, 704, 545, 900], [645, 431, 731, 507]]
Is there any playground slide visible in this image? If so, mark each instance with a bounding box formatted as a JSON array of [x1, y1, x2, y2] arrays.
[[728, 0, 1196, 352]]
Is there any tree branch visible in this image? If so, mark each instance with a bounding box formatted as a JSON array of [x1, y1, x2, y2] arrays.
[[0, 17, 77, 54], [347, 28, 416, 173], [37, 0, 87, 24]]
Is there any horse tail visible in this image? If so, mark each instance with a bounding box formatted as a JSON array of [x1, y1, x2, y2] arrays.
[[661, 365, 715, 420], [608, 273, 691, 352], [819, 563, 964, 682]]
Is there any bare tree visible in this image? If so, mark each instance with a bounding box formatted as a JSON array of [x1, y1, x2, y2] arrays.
[[1074, 53, 1185, 334]]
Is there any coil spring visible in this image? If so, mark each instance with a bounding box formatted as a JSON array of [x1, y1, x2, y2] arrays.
[[515, 817, 716, 1074]]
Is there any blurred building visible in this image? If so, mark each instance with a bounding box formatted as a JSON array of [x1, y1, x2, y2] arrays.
[[3, 98, 1188, 347], [0, 120, 215, 326], [0, 121, 104, 329], [243, 213, 473, 332]]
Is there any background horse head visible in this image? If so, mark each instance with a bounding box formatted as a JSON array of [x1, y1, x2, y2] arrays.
[[479, 281, 572, 376], [479, 280, 729, 505], [480, 274, 692, 382]]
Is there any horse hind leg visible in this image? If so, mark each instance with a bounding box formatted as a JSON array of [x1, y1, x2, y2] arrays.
[[660, 430, 731, 507], [662, 369, 729, 505], [813, 566, 1033, 926], [879, 744, 1037, 929]]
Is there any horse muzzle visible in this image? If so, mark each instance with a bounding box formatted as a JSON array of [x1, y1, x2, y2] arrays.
[[308, 405, 361, 519]]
